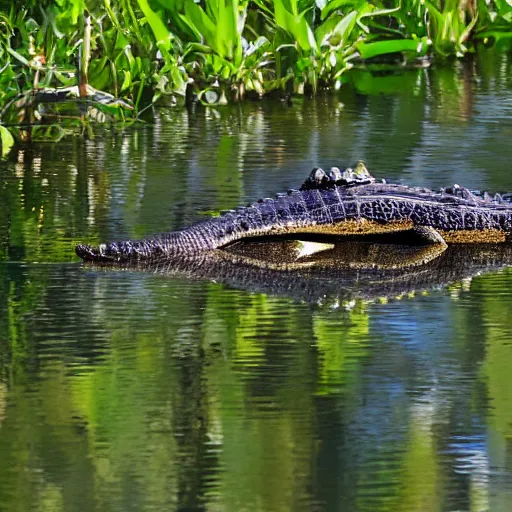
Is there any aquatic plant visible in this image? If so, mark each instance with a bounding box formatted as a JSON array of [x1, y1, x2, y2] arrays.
[[0, 0, 511, 153]]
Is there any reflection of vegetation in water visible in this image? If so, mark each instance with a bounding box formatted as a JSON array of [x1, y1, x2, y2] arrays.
[[0, 147, 100, 262], [0, 272, 324, 511], [0, 382, 5, 424], [2, 252, 512, 510], [430, 65, 476, 123], [0, 276, 184, 510], [480, 271, 512, 439], [397, 405, 441, 512], [69, 333, 180, 510], [0, 264, 47, 382], [234, 294, 269, 366], [314, 305, 370, 395], [445, 270, 512, 511], [201, 287, 318, 511]]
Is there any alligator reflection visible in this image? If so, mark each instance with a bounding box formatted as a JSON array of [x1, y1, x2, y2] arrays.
[[107, 241, 512, 305]]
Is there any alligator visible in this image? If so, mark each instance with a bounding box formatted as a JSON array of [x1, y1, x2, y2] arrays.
[[75, 161, 512, 267]]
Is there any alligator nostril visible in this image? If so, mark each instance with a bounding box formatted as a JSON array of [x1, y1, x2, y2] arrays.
[[75, 244, 99, 261]]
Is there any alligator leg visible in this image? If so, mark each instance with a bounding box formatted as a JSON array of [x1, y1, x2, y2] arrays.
[[307, 226, 449, 270], [344, 243, 447, 269], [349, 226, 448, 269]]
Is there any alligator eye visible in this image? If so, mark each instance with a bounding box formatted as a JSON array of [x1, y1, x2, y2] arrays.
[[310, 167, 327, 184]]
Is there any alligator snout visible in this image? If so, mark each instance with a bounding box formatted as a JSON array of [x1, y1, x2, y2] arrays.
[[75, 244, 98, 261]]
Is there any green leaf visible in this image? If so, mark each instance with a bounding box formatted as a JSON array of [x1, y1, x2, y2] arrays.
[[321, 0, 361, 20], [315, 10, 358, 46], [182, 0, 242, 61], [121, 70, 132, 92], [476, 30, 512, 41], [184, 0, 218, 50], [359, 5, 401, 21], [215, 0, 240, 61], [274, 0, 318, 53], [6, 47, 30, 66], [493, 0, 512, 21], [356, 38, 427, 59], [124, 45, 136, 73], [0, 126, 15, 158], [178, 13, 202, 41], [170, 66, 185, 91], [136, 0, 173, 49], [54, 71, 76, 87], [69, 0, 84, 25], [89, 58, 112, 91], [183, 42, 213, 58], [115, 31, 130, 51]]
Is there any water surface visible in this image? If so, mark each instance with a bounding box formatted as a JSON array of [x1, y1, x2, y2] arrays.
[[1, 52, 512, 511]]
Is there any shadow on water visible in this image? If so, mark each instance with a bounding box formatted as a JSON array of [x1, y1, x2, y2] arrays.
[[1, 53, 512, 511]]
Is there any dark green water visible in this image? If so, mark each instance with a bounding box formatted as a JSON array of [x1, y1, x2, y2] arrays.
[[2, 51, 512, 511]]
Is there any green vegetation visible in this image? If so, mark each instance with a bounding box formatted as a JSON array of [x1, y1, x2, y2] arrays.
[[0, 0, 511, 151]]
